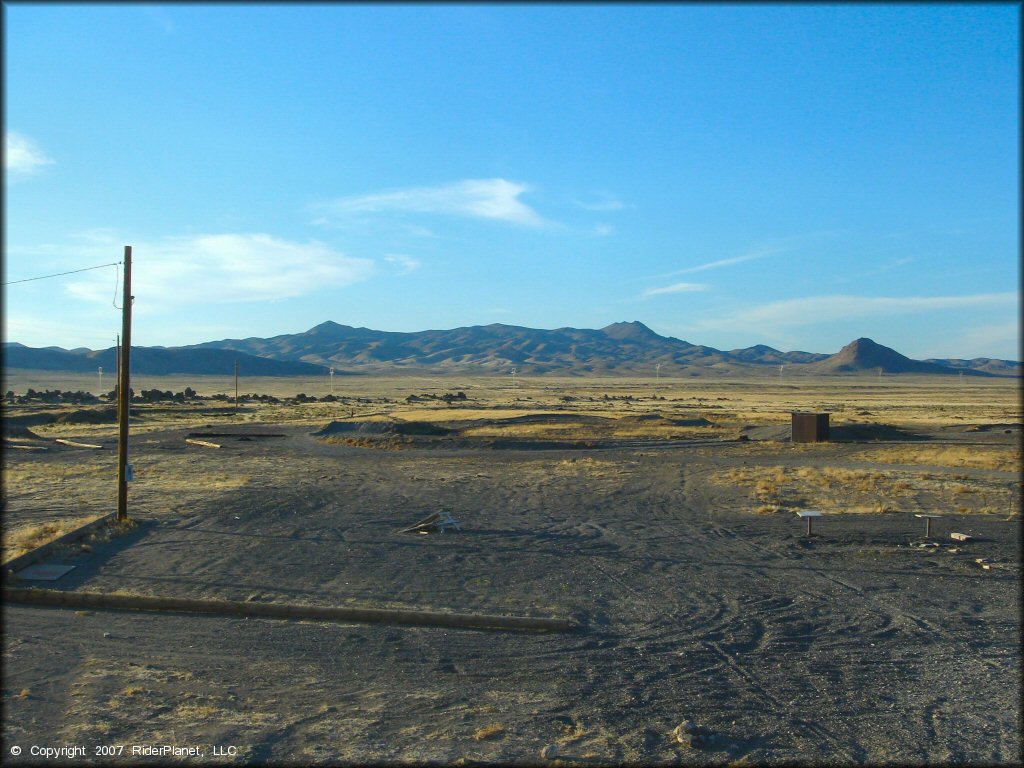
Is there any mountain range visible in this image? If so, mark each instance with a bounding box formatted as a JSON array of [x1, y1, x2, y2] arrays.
[[4, 321, 1019, 377], [1, 343, 326, 377]]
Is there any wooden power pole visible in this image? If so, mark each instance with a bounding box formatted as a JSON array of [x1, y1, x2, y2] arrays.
[[116, 246, 132, 522]]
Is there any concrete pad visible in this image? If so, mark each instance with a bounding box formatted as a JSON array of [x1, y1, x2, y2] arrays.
[[14, 563, 76, 581]]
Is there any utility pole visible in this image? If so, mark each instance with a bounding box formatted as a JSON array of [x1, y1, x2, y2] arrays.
[[330, 367, 335, 394], [234, 360, 239, 413], [98, 366, 103, 397], [116, 246, 132, 522]]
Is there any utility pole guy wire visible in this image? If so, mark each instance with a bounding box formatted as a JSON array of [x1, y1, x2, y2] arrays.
[[3, 261, 121, 285]]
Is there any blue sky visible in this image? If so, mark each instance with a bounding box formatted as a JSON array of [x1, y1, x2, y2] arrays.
[[4, 3, 1020, 360]]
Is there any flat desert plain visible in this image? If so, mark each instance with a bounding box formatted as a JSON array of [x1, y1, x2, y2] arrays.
[[2, 374, 1021, 766]]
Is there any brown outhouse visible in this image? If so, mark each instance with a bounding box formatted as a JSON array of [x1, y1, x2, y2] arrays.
[[791, 412, 829, 443]]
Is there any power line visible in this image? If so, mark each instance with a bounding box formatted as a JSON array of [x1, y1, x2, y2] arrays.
[[3, 261, 122, 286]]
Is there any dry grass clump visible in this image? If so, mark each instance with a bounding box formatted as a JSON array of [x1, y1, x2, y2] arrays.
[[3, 516, 138, 564], [3, 515, 104, 562], [2, 460, 110, 515], [131, 468, 250, 492], [173, 703, 221, 719], [458, 418, 733, 442], [793, 467, 894, 493], [320, 435, 411, 450], [552, 457, 637, 476], [62, 658, 275, 750], [852, 445, 1021, 473], [459, 422, 598, 440], [740, 465, 893, 495], [718, 466, 807, 509], [710, 464, 1018, 515], [473, 723, 506, 741], [558, 719, 588, 739], [615, 423, 736, 440]]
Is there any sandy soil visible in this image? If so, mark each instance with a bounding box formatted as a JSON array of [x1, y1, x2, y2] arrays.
[[2, 381, 1021, 766]]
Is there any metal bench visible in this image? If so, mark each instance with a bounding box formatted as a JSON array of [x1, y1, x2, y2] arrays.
[[915, 514, 941, 538], [796, 510, 822, 536], [399, 511, 462, 534]]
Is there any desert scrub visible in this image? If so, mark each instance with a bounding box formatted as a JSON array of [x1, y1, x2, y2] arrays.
[[708, 465, 1013, 515], [714, 466, 784, 507], [792, 467, 893, 493], [852, 445, 1021, 473], [2, 515, 104, 562], [2, 460, 110, 512], [129, 462, 251, 492], [552, 457, 636, 476]]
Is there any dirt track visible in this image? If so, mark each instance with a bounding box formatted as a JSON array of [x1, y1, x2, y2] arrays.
[[3, 415, 1021, 765]]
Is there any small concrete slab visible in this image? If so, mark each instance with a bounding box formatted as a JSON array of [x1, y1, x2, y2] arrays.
[[950, 532, 973, 542], [14, 563, 76, 581]]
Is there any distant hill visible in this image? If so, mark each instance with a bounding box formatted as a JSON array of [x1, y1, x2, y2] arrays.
[[727, 344, 829, 365], [182, 322, 1016, 377], [925, 357, 1023, 377], [184, 320, 839, 376], [4, 324, 1018, 377], [2, 343, 328, 376], [806, 338, 992, 376]]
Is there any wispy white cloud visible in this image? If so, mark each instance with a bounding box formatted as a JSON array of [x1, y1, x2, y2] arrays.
[[318, 178, 546, 227], [3, 313, 116, 349], [836, 256, 916, 284], [655, 246, 785, 279], [384, 254, 421, 275], [5, 131, 55, 176], [940, 320, 1021, 361], [54, 232, 373, 311], [594, 224, 615, 237], [573, 194, 629, 212], [696, 293, 1018, 333], [642, 282, 709, 298]]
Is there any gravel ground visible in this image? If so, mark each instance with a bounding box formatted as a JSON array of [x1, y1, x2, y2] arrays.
[[3, 418, 1021, 765]]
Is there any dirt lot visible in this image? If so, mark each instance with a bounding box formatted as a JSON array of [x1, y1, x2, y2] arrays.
[[2, 376, 1021, 765]]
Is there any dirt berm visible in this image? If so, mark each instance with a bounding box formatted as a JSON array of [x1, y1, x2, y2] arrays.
[[314, 420, 453, 437]]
